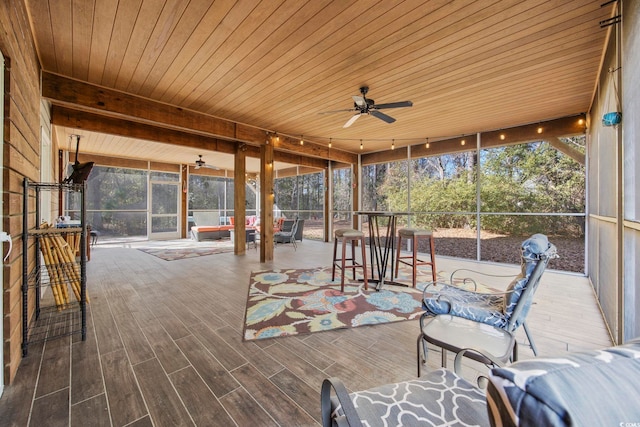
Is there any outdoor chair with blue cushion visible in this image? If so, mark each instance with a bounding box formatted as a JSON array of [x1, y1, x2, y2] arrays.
[[419, 234, 558, 367], [322, 358, 489, 427], [321, 339, 640, 427]]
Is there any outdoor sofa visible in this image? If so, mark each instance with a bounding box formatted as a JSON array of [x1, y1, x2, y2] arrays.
[[190, 215, 260, 241], [190, 225, 234, 241]]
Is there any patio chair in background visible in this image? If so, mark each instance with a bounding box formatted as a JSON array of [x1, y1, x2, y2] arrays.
[[274, 217, 299, 250], [418, 233, 558, 370]]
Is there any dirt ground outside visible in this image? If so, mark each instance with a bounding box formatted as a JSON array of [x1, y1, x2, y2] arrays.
[[301, 219, 584, 273]]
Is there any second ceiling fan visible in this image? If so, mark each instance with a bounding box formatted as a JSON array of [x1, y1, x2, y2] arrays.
[[321, 86, 413, 128], [194, 155, 219, 170]]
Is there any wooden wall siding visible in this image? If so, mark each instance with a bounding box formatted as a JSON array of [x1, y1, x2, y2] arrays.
[[1, 0, 44, 384], [28, 1, 611, 161]]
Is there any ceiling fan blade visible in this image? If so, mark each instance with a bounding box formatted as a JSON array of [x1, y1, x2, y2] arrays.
[[204, 164, 220, 170], [343, 114, 361, 128], [352, 95, 366, 108], [318, 108, 355, 115], [374, 101, 413, 109], [370, 110, 396, 124]]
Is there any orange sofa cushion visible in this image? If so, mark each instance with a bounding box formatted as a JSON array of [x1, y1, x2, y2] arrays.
[[191, 225, 235, 232]]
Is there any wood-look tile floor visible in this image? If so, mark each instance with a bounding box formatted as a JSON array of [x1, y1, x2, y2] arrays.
[[0, 239, 612, 426]]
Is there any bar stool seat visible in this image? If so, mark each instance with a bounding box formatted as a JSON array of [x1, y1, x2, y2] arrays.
[[395, 228, 437, 287], [332, 229, 368, 292]]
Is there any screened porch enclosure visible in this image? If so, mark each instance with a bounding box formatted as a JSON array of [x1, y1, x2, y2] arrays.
[[80, 133, 586, 274], [354, 135, 586, 273]]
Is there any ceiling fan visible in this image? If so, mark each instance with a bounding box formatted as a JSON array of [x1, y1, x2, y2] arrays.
[[320, 86, 413, 128], [194, 155, 219, 170]]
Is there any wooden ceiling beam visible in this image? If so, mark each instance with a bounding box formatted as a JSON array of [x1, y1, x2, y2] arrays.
[[275, 166, 322, 178], [546, 136, 585, 165], [52, 105, 238, 154], [43, 72, 357, 164], [362, 115, 586, 165], [52, 106, 327, 169], [43, 72, 236, 138]]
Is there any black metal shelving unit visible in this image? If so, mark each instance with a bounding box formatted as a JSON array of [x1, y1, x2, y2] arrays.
[[22, 178, 87, 356]]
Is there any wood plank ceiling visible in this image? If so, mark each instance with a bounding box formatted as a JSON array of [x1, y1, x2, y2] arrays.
[[26, 0, 613, 172]]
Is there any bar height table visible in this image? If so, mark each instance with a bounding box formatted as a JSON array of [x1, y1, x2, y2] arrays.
[[357, 211, 408, 290]]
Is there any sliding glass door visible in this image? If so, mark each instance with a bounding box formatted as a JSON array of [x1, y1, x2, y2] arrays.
[[149, 172, 180, 240]]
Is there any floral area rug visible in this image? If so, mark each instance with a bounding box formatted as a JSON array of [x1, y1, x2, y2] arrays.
[[243, 266, 441, 341], [137, 239, 234, 261]]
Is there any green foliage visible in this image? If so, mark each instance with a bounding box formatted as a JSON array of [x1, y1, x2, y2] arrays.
[[372, 138, 586, 237], [332, 168, 352, 215], [362, 164, 389, 211], [189, 175, 226, 210], [85, 167, 148, 235]]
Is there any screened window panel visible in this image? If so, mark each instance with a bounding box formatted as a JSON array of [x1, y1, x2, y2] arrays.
[[624, 227, 640, 341], [479, 214, 584, 273], [361, 164, 389, 212], [332, 167, 352, 234], [480, 141, 584, 214], [623, 127, 640, 221], [595, 221, 619, 338], [152, 216, 178, 233], [86, 211, 147, 239], [189, 175, 225, 211], [150, 171, 179, 182], [86, 167, 147, 210], [151, 183, 178, 215], [410, 154, 476, 214]]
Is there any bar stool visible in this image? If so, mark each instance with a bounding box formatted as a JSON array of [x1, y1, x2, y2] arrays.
[[332, 229, 368, 292], [395, 228, 437, 287]]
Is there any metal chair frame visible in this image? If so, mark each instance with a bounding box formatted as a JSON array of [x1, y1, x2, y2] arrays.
[[418, 243, 556, 372]]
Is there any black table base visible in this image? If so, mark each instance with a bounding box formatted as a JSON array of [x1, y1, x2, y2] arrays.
[[358, 212, 409, 291]]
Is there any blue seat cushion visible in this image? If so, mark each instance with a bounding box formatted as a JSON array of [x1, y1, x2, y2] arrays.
[[422, 283, 508, 329], [486, 339, 640, 427], [502, 234, 554, 326]]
